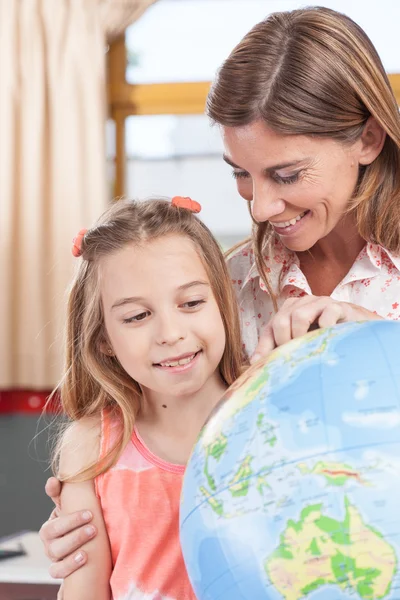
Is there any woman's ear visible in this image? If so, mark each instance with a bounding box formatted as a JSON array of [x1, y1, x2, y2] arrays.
[[358, 116, 386, 165]]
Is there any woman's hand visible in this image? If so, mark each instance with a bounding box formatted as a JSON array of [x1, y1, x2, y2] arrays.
[[39, 477, 97, 579], [251, 295, 382, 363]]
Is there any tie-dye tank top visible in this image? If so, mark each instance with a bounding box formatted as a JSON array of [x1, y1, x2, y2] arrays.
[[95, 411, 196, 600]]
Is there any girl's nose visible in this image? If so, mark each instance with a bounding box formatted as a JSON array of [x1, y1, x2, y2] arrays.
[[157, 315, 186, 346]]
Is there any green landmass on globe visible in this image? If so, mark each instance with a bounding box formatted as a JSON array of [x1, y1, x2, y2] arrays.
[[265, 496, 397, 600], [297, 461, 369, 487]]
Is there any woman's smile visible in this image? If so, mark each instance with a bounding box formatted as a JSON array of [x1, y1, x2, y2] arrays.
[[270, 210, 310, 236]]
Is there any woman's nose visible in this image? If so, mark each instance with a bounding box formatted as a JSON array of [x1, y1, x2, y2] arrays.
[[251, 184, 286, 223]]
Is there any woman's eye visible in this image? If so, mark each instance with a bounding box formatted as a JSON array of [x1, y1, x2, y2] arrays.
[[123, 311, 150, 323], [232, 170, 250, 180], [274, 172, 300, 185], [182, 300, 205, 309]]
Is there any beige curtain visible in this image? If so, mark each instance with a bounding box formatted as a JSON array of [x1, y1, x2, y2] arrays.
[[0, 0, 157, 389]]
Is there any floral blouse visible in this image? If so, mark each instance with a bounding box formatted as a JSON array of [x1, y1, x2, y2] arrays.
[[227, 237, 400, 359]]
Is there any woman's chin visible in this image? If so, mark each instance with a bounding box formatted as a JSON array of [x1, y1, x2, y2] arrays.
[[278, 235, 315, 253]]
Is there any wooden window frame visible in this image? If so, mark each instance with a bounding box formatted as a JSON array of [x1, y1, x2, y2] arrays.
[[107, 34, 210, 197], [107, 34, 400, 198]]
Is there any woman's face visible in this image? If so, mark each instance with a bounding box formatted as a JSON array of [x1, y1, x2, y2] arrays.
[[221, 120, 364, 252]]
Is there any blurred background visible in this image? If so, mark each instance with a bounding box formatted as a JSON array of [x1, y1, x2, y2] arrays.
[[1, 0, 400, 538]]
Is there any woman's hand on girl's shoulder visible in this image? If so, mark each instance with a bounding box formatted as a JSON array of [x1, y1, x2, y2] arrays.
[[251, 295, 383, 362], [40, 475, 96, 579]]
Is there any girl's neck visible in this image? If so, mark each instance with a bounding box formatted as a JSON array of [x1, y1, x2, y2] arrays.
[[135, 371, 228, 465]]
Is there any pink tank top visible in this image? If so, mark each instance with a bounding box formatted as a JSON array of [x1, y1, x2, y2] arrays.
[[95, 411, 196, 600]]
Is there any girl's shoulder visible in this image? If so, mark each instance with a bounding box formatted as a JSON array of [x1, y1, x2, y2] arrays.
[[58, 416, 102, 480]]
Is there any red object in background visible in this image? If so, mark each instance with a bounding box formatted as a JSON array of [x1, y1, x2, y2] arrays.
[[0, 390, 60, 414]]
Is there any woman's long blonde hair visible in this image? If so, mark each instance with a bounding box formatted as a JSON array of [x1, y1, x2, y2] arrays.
[[53, 198, 243, 481], [207, 7, 400, 309]]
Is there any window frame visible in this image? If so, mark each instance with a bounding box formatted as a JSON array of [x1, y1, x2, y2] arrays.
[[107, 35, 209, 197]]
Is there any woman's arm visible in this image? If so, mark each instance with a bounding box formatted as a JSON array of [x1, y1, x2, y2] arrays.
[[58, 417, 112, 600]]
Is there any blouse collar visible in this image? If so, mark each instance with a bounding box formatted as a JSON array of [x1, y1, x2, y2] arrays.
[[241, 238, 400, 295]]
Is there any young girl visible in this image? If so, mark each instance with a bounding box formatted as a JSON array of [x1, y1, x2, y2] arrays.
[[54, 196, 244, 600]]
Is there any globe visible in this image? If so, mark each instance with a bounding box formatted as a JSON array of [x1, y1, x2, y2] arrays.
[[180, 320, 400, 600]]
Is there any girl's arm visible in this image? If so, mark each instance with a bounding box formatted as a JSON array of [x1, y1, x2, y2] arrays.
[[58, 417, 112, 600]]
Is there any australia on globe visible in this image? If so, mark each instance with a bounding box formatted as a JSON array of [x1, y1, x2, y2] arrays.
[[180, 320, 400, 600]]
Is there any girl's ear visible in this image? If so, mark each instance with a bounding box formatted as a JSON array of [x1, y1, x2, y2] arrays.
[[100, 340, 114, 356], [358, 116, 386, 166]]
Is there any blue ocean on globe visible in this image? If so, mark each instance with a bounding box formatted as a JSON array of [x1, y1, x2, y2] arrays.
[[180, 320, 400, 600]]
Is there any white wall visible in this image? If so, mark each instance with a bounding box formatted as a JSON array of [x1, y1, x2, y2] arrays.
[[127, 0, 400, 83], [125, 156, 252, 244], [107, 116, 253, 244]]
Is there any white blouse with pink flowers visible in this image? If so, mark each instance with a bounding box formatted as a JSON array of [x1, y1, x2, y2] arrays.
[[227, 237, 400, 359]]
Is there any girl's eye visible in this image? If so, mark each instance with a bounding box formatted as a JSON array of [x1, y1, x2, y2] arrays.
[[232, 170, 250, 180], [182, 300, 205, 309], [123, 311, 150, 324], [274, 172, 300, 185]]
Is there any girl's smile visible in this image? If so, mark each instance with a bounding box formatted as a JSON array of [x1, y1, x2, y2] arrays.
[[153, 349, 202, 373]]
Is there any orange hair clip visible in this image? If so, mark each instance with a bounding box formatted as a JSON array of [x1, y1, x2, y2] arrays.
[[72, 228, 88, 257], [171, 196, 201, 214]]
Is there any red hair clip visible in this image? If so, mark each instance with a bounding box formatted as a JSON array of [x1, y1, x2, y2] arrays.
[[72, 228, 88, 257], [171, 196, 201, 214]]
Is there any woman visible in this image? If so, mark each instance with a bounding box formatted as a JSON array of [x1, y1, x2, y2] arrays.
[[40, 6, 400, 581]]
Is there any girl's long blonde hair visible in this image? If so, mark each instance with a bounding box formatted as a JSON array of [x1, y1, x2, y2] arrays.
[[53, 198, 243, 481], [207, 7, 400, 310]]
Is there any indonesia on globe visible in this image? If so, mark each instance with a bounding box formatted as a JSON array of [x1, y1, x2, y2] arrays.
[[180, 320, 400, 600]]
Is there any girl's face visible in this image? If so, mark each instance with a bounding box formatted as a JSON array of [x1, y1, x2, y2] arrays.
[[100, 235, 226, 401], [221, 120, 364, 252]]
